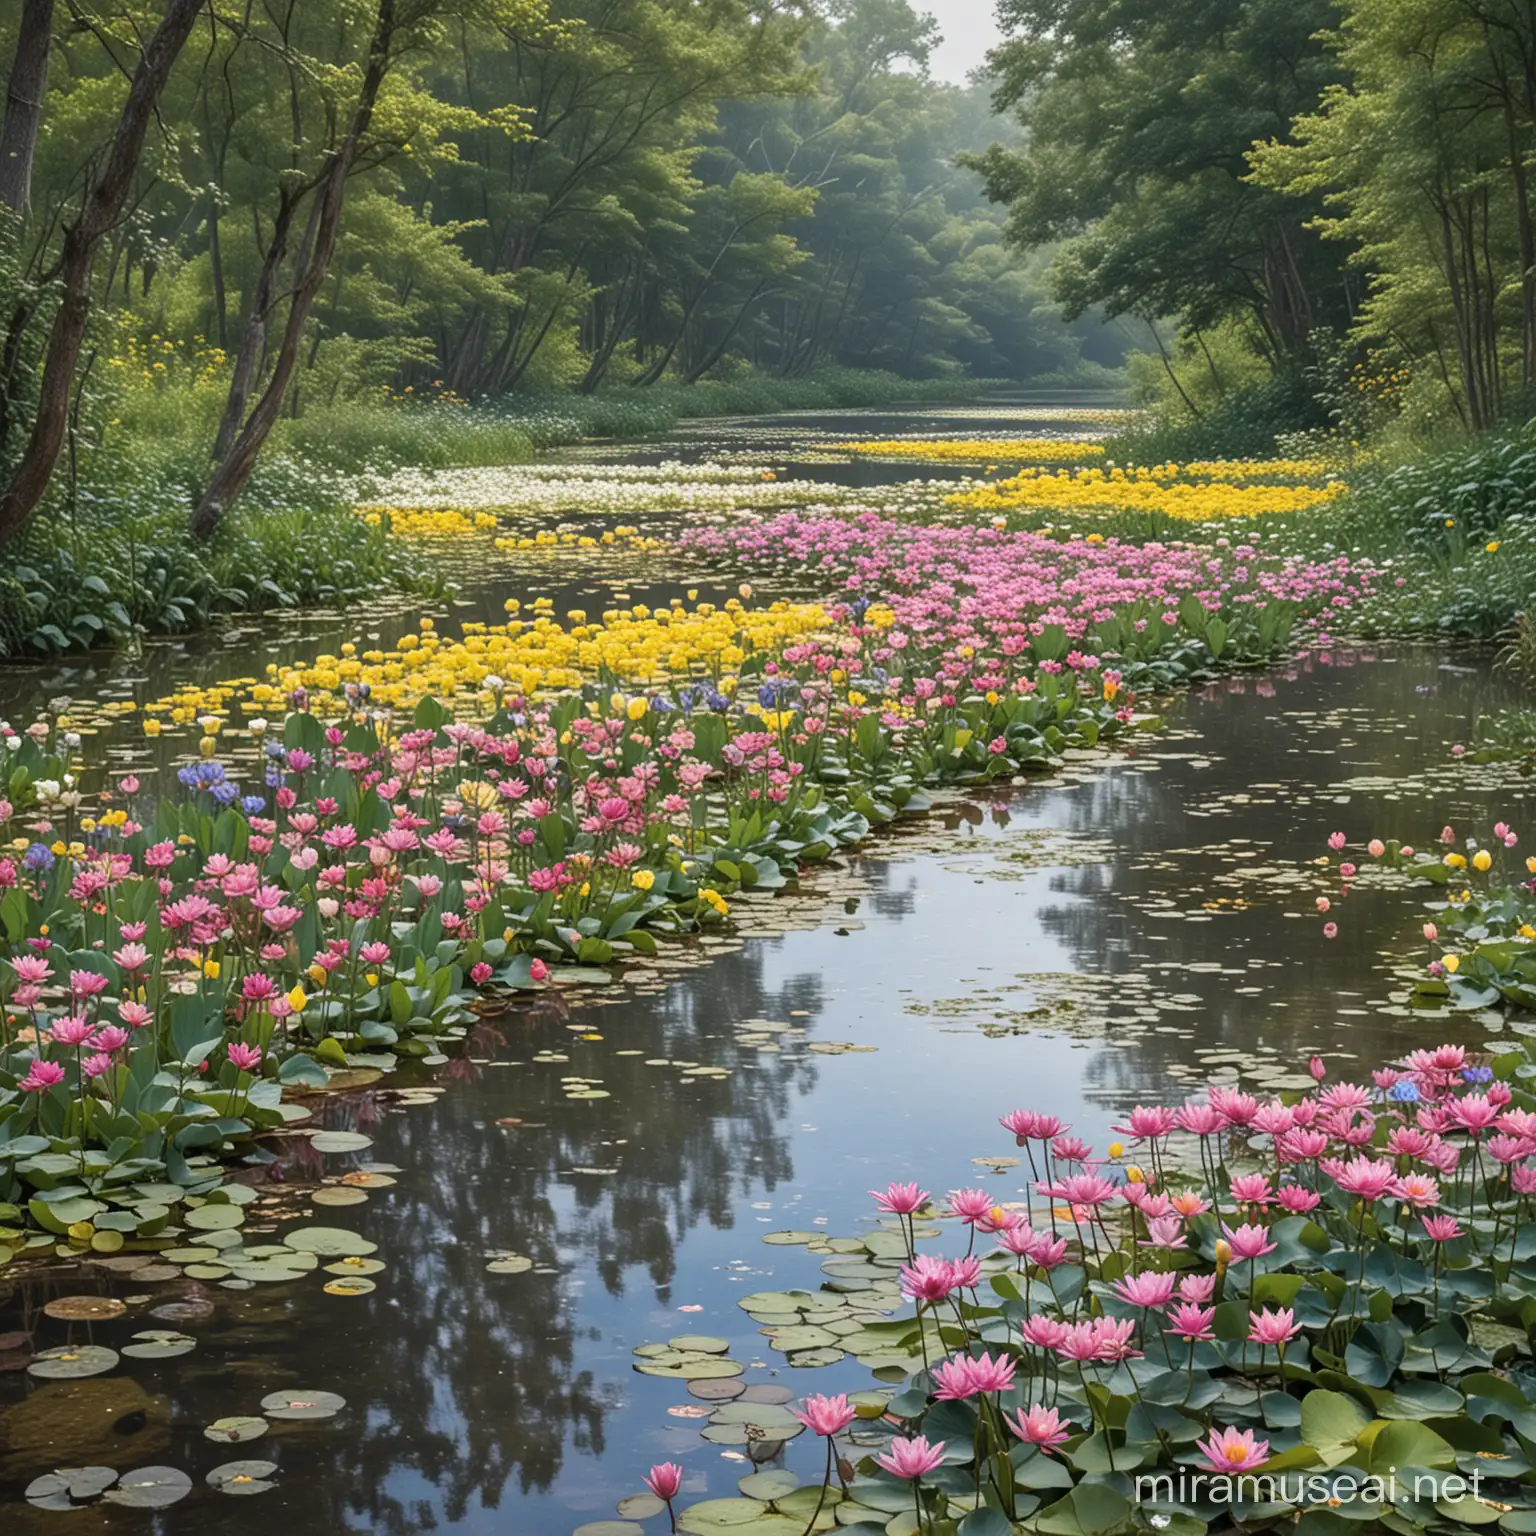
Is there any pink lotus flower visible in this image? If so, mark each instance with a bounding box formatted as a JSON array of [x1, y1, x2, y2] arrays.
[[1112, 1270, 1176, 1308], [945, 1187, 994, 1223], [1248, 1307, 1301, 1346], [470, 962, 493, 985], [1421, 1214, 1463, 1242], [1004, 1403, 1072, 1453], [50, 1016, 94, 1047], [228, 1042, 263, 1072], [874, 1181, 929, 1215], [899, 1255, 960, 1302], [1329, 1156, 1398, 1203], [1390, 1173, 1440, 1208], [875, 1435, 946, 1479], [20, 1059, 65, 1092], [1020, 1314, 1068, 1350], [1275, 1184, 1320, 1214], [999, 1109, 1066, 1141], [1178, 1273, 1217, 1303], [1309, 1056, 1327, 1081], [1166, 1302, 1216, 1340], [793, 1393, 856, 1436], [1175, 1101, 1226, 1136], [81, 1052, 115, 1079], [933, 1351, 1015, 1399], [1198, 1425, 1270, 1473], [1229, 1173, 1272, 1206], [643, 1463, 683, 1501], [1112, 1105, 1178, 1141], [1221, 1223, 1277, 1261], [529, 958, 550, 981]]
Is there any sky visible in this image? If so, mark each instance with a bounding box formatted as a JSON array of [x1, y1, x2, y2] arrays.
[[928, 0, 1004, 84]]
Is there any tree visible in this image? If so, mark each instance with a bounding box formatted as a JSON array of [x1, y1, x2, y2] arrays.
[[0, 0, 204, 546], [0, 0, 54, 217]]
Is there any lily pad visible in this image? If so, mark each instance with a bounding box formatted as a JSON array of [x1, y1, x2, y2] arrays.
[[634, 1351, 744, 1380], [102, 1466, 193, 1509], [487, 1255, 533, 1275], [618, 1494, 667, 1518], [324, 1257, 387, 1276], [678, 1498, 802, 1535], [204, 1416, 269, 1444], [573, 1525, 644, 1536], [43, 1295, 127, 1322], [688, 1377, 747, 1401], [281, 1226, 378, 1258], [25, 1466, 118, 1508], [185, 1204, 246, 1232], [29, 1345, 119, 1379], [309, 1131, 373, 1153], [261, 1388, 345, 1420], [668, 1334, 731, 1354], [207, 1459, 279, 1495], [322, 1277, 376, 1296], [121, 1331, 197, 1360], [313, 1187, 369, 1207], [738, 1470, 801, 1500]]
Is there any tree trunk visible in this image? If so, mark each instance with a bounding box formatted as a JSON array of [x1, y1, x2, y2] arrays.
[[192, 0, 394, 538], [0, 0, 203, 544], [0, 0, 54, 217]]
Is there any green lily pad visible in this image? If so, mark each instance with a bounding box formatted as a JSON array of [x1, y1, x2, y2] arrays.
[[738, 1470, 801, 1500], [207, 1460, 278, 1495], [204, 1417, 269, 1444], [634, 1352, 744, 1380], [573, 1525, 644, 1536], [313, 1187, 369, 1207], [787, 1347, 845, 1368], [762, 1232, 817, 1245], [323, 1258, 387, 1276], [25, 1466, 118, 1508], [185, 1205, 245, 1232], [668, 1334, 731, 1354], [121, 1331, 197, 1360], [28, 1345, 119, 1379], [309, 1131, 373, 1153], [702, 1402, 805, 1446], [261, 1388, 345, 1420], [678, 1499, 801, 1535], [163, 1246, 221, 1264], [102, 1466, 193, 1509], [618, 1494, 667, 1518], [766, 1326, 839, 1352], [184, 1263, 232, 1280], [487, 1255, 533, 1274], [322, 1276, 376, 1296], [282, 1226, 378, 1258]]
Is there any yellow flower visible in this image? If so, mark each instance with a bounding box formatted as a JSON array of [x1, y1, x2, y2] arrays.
[[1107, 1141, 1124, 1159], [286, 985, 309, 1012], [1125, 1165, 1146, 1184], [632, 869, 656, 891], [1473, 849, 1492, 871], [203, 959, 221, 980], [1443, 954, 1460, 974], [626, 697, 648, 721], [1444, 852, 1467, 869], [143, 719, 162, 737], [1486, 540, 1501, 553], [1214, 1239, 1232, 1275]]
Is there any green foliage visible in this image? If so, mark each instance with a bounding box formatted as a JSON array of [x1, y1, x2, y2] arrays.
[[1110, 369, 1331, 463]]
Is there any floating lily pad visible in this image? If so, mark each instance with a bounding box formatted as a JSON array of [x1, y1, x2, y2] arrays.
[[204, 1416, 269, 1444], [185, 1204, 246, 1232], [25, 1466, 118, 1509], [309, 1131, 373, 1153], [322, 1277, 376, 1296], [261, 1388, 345, 1420], [677, 1498, 801, 1535], [668, 1334, 730, 1354], [738, 1470, 801, 1500], [765, 1325, 839, 1353], [184, 1263, 232, 1280], [207, 1459, 278, 1495], [313, 1187, 369, 1207], [121, 1330, 197, 1360], [341, 1171, 397, 1188], [762, 1231, 817, 1246], [29, 1345, 119, 1379], [102, 1466, 193, 1509], [618, 1494, 667, 1518], [281, 1226, 378, 1258], [787, 1347, 845, 1368], [163, 1246, 221, 1265], [487, 1255, 533, 1274], [43, 1295, 127, 1322], [687, 1377, 747, 1401], [739, 1385, 796, 1406], [128, 1265, 182, 1282], [323, 1257, 387, 1277], [634, 1352, 744, 1381], [573, 1524, 644, 1536]]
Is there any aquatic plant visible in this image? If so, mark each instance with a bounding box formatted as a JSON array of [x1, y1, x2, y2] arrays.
[[628, 1041, 1536, 1534], [836, 439, 1107, 463]]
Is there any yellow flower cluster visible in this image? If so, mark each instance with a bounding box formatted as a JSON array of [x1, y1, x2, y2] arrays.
[[143, 600, 832, 721], [950, 464, 1347, 522], [357, 505, 666, 555], [838, 438, 1105, 463]]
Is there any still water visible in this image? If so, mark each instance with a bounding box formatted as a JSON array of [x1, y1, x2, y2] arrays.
[[0, 407, 1525, 1532]]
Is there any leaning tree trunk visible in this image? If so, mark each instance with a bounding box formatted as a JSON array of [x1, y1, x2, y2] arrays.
[[191, 0, 394, 538], [0, 0, 54, 218], [0, 0, 204, 545]]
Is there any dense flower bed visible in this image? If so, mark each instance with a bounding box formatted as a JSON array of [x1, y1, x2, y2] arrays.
[[1316, 822, 1536, 1013], [836, 440, 1107, 463], [633, 1041, 1536, 1535], [948, 464, 1346, 522]]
